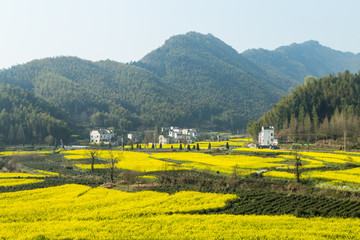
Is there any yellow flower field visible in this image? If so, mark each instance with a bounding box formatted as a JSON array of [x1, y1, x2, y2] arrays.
[[277, 155, 325, 169], [68, 150, 294, 175], [263, 171, 296, 179], [152, 152, 289, 175], [0, 184, 359, 239], [33, 170, 60, 176], [233, 148, 292, 154], [298, 151, 360, 164], [303, 168, 360, 184], [0, 173, 46, 178], [0, 178, 44, 186], [74, 151, 187, 172]]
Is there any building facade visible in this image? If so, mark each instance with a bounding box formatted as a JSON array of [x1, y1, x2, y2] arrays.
[[90, 129, 115, 144], [258, 126, 278, 147]]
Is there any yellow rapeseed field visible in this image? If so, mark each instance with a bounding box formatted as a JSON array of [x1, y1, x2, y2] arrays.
[[0, 184, 359, 239], [263, 171, 297, 179], [298, 151, 360, 164], [0, 178, 44, 186], [74, 151, 186, 172], [0, 173, 46, 178], [232, 148, 292, 154], [152, 152, 290, 175], [303, 168, 360, 184]]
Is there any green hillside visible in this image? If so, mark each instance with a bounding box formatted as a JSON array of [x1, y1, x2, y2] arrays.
[[248, 71, 360, 145], [0, 32, 290, 134], [0, 32, 359, 145], [0, 84, 70, 145], [136, 32, 286, 128], [243, 40, 360, 89]]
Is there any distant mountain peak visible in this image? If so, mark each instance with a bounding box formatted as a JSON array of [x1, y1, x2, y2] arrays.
[[303, 40, 321, 45]]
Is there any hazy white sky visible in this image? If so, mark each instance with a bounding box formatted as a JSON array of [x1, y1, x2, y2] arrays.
[[1, 0, 359, 69]]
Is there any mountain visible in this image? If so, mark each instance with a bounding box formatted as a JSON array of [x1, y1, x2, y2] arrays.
[[0, 32, 359, 144], [136, 32, 286, 128], [247, 71, 360, 144], [243, 40, 360, 91]]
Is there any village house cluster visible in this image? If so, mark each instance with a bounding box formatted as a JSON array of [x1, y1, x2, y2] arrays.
[[90, 126, 198, 146], [159, 126, 198, 145]]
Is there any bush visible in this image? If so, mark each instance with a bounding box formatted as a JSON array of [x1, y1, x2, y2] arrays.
[[294, 208, 308, 218]]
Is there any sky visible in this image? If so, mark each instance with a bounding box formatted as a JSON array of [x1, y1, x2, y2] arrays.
[[1, 0, 360, 70]]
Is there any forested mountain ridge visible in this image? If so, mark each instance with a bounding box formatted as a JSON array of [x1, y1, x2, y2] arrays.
[[243, 40, 360, 91], [0, 32, 359, 145], [0, 32, 288, 134], [247, 71, 360, 145], [136, 32, 286, 129]]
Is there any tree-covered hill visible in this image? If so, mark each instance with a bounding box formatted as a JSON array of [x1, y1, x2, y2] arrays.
[[0, 32, 290, 134], [136, 32, 286, 129], [0, 32, 359, 145], [243, 40, 360, 90], [247, 71, 360, 144], [0, 84, 70, 145]]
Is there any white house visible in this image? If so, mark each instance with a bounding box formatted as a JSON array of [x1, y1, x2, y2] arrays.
[[159, 135, 170, 145], [90, 129, 115, 144], [258, 126, 278, 147]]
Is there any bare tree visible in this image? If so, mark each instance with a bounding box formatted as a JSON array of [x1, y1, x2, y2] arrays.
[[106, 150, 122, 183], [87, 148, 101, 173], [294, 151, 302, 183]]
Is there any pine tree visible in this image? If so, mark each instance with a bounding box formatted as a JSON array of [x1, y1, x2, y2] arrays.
[[196, 143, 200, 150], [208, 143, 211, 149], [187, 144, 191, 150], [8, 125, 15, 144], [179, 143, 183, 150], [312, 106, 319, 140], [304, 114, 312, 143], [16, 123, 26, 144], [226, 142, 230, 149]]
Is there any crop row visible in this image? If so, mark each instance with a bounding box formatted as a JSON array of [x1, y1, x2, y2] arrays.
[[200, 190, 360, 218]]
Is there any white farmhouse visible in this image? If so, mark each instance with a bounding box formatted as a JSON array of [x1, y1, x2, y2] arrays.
[[90, 129, 115, 144], [258, 126, 278, 147]]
